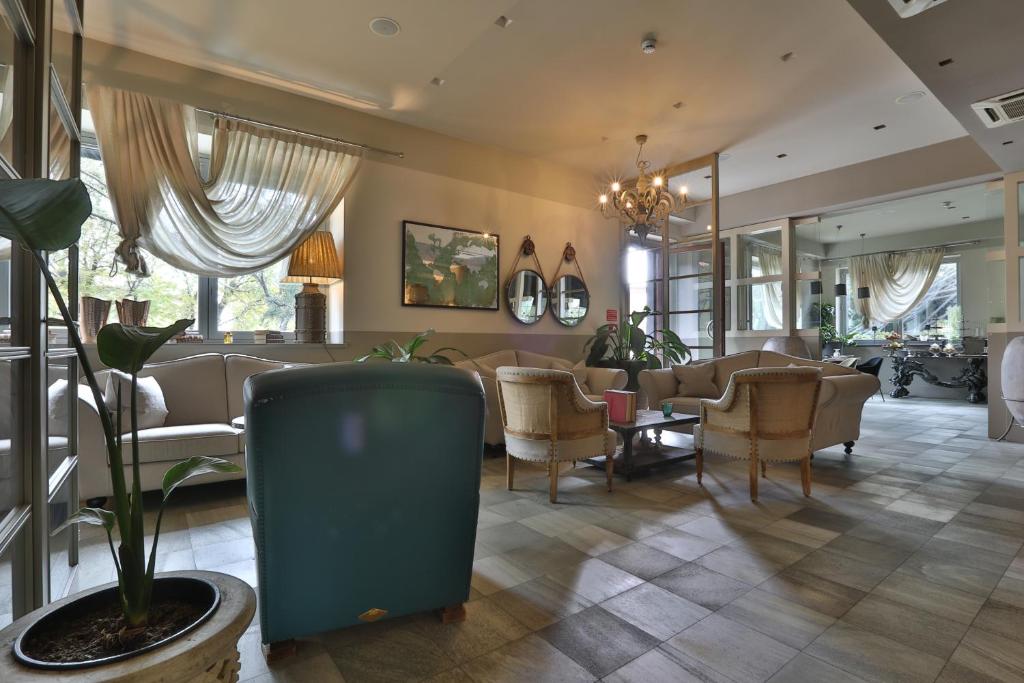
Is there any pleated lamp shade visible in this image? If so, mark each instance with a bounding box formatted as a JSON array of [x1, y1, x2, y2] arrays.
[[283, 230, 342, 285]]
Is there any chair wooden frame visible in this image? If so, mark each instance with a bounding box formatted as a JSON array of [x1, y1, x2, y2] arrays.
[[496, 369, 613, 503], [696, 370, 822, 502]]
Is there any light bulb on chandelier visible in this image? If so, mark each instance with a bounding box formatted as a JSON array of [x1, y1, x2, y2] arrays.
[[598, 134, 677, 241]]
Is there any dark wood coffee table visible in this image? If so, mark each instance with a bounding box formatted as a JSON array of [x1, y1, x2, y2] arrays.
[[588, 409, 700, 481]]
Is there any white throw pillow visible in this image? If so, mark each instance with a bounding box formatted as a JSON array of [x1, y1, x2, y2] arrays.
[[104, 371, 169, 431], [47, 378, 68, 436], [571, 360, 591, 394]]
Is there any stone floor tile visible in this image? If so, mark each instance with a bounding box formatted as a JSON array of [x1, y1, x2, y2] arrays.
[[664, 613, 798, 683], [767, 653, 868, 683], [842, 594, 969, 659], [601, 583, 709, 640], [937, 627, 1024, 682], [718, 588, 835, 649], [640, 528, 723, 561], [871, 572, 985, 624], [652, 563, 752, 610], [788, 548, 891, 592], [598, 542, 684, 581], [537, 605, 659, 678], [806, 622, 947, 683], [489, 577, 593, 631], [460, 634, 595, 683], [546, 557, 644, 603], [759, 568, 867, 618]]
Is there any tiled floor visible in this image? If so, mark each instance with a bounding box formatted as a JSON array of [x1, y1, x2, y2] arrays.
[[76, 397, 1024, 682]]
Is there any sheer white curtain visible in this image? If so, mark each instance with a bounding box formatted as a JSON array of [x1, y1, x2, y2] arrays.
[[753, 245, 783, 329], [87, 85, 362, 277], [850, 248, 944, 325]]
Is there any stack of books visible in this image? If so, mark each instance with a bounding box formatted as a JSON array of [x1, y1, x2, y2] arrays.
[[603, 389, 638, 423], [265, 331, 285, 344], [253, 330, 269, 344]]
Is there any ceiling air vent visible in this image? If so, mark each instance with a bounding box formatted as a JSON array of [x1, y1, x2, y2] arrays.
[[971, 88, 1024, 128], [887, 0, 949, 18]]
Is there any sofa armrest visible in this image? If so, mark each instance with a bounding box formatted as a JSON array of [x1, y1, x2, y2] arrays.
[[819, 373, 880, 409], [77, 386, 113, 499], [585, 367, 627, 396], [638, 368, 677, 409]]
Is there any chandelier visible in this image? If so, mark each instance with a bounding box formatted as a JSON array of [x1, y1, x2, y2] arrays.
[[599, 134, 684, 241]]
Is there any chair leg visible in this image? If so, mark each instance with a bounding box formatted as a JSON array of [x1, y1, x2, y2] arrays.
[[506, 453, 515, 491], [549, 461, 559, 504], [998, 410, 1015, 441], [879, 387, 886, 402], [696, 448, 703, 486], [263, 640, 297, 664], [439, 603, 467, 624], [800, 457, 812, 497], [749, 457, 759, 502], [760, 460, 767, 478], [605, 453, 614, 493]]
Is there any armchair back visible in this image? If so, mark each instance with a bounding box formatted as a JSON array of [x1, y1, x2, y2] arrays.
[[702, 367, 822, 443], [496, 367, 604, 442], [244, 362, 486, 644]]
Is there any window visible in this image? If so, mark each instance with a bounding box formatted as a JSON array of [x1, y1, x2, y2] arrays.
[[69, 130, 331, 341], [841, 258, 960, 340]]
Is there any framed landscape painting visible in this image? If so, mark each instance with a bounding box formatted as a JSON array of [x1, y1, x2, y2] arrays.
[[402, 221, 499, 310]]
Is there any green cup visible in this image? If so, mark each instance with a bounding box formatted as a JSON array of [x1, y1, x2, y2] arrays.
[[661, 402, 673, 418]]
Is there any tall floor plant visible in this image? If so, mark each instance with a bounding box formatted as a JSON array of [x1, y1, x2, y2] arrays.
[[0, 179, 240, 633]]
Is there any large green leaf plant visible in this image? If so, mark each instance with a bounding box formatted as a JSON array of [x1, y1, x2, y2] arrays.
[[584, 307, 691, 368], [0, 179, 240, 632]]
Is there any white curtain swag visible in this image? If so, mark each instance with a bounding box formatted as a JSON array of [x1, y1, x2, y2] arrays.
[[87, 85, 362, 277], [850, 248, 944, 325]]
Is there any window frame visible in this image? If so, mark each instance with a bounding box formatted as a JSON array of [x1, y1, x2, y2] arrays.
[[838, 255, 961, 339]]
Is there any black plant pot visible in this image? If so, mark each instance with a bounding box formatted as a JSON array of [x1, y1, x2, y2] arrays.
[[13, 575, 220, 670], [594, 359, 649, 392]]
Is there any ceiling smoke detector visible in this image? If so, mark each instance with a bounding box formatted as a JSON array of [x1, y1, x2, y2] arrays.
[[641, 36, 657, 55], [971, 87, 1024, 128], [369, 17, 400, 36], [887, 0, 949, 18]]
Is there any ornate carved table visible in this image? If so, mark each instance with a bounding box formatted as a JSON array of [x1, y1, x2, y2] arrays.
[[889, 353, 987, 403]]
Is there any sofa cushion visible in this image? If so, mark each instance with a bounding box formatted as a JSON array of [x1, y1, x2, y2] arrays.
[[141, 354, 228, 426], [571, 360, 591, 394], [711, 351, 760, 394], [518, 350, 561, 370], [124, 423, 243, 465], [225, 354, 288, 419], [104, 372, 169, 430], [467, 350, 519, 372], [672, 363, 719, 398]]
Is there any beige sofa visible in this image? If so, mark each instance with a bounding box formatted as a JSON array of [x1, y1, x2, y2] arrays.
[[638, 350, 880, 453], [455, 350, 627, 446], [78, 353, 293, 501]]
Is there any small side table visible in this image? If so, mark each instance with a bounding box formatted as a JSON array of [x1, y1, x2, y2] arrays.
[[588, 409, 700, 481]]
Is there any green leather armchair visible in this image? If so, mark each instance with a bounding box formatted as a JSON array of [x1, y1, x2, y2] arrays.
[[244, 362, 486, 647]]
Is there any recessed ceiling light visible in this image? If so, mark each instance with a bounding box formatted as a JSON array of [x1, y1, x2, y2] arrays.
[[776, 153, 788, 159], [430, 77, 445, 87], [962, 216, 970, 220], [672, 101, 684, 109], [938, 57, 954, 67], [895, 90, 925, 104], [703, 175, 712, 179], [873, 124, 887, 130], [1003, 140, 1015, 145], [780, 51, 794, 62], [369, 17, 400, 36], [601, 136, 609, 142], [494, 15, 512, 28]]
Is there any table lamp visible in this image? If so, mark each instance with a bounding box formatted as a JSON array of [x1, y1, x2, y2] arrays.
[[282, 230, 342, 343]]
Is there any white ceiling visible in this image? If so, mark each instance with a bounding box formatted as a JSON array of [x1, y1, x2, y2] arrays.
[[796, 181, 1005, 244], [82, 0, 968, 196]]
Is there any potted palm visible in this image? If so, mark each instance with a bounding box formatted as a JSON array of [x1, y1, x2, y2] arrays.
[[583, 307, 691, 391], [0, 178, 253, 677]]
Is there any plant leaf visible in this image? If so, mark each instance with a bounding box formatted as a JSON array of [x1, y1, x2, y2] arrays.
[[162, 456, 242, 501], [0, 178, 92, 251], [97, 319, 194, 373], [51, 506, 115, 536]]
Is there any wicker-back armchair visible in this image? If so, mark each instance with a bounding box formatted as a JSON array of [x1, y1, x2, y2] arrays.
[[496, 367, 617, 503], [694, 367, 822, 501]]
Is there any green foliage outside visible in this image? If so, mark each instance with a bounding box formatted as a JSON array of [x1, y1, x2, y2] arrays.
[[50, 155, 299, 332]]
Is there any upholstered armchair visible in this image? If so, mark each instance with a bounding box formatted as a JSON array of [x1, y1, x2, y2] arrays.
[[694, 367, 822, 502], [244, 362, 486, 649], [496, 367, 616, 503]]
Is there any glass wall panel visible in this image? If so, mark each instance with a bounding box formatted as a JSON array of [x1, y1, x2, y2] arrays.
[[46, 357, 72, 479], [0, 11, 15, 166], [738, 230, 782, 279], [51, 1, 76, 102], [0, 532, 25, 627], [0, 360, 20, 523], [669, 312, 712, 351], [48, 475, 73, 600], [668, 274, 711, 312], [796, 280, 820, 330], [988, 258, 1006, 324], [737, 283, 783, 331]]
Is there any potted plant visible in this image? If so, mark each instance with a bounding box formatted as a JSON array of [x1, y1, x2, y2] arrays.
[[356, 328, 469, 364], [0, 179, 253, 676], [583, 307, 690, 391]]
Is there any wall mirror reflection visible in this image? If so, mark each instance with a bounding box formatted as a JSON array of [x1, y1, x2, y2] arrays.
[[505, 235, 548, 325]]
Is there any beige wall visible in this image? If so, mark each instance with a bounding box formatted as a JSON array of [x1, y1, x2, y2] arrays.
[[83, 39, 617, 363]]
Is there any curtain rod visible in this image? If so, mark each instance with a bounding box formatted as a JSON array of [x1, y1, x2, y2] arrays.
[[195, 108, 405, 159], [820, 238, 985, 263]]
